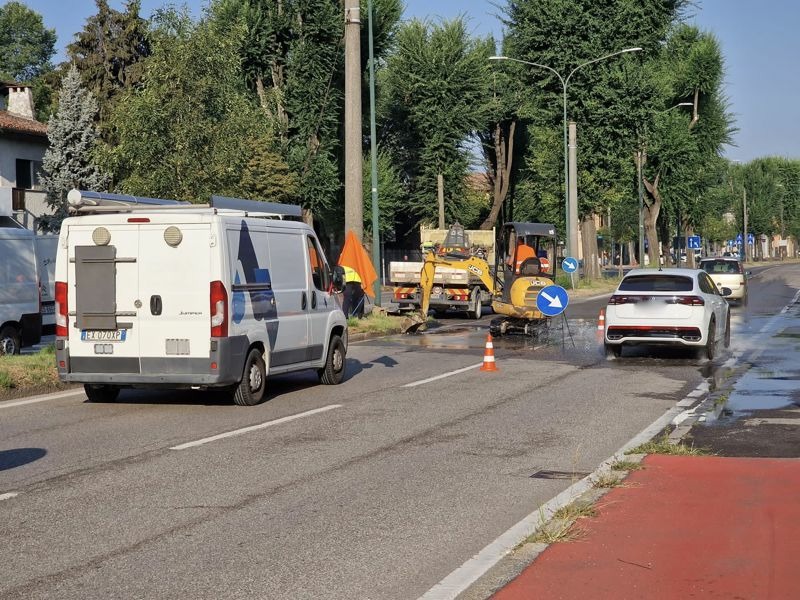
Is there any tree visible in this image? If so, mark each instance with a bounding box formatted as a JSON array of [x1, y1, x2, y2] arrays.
[[502, 0, 690, 277], [68, 0, 151, 133], [0, 1, 56, 82], [39, 65, 109, 232], [380, 18, 493, 229], [238, 136, 299, 204], [103, 8, 264, 202]]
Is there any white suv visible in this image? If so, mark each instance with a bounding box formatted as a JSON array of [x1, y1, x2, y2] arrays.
[[604, 269, 731, 360]]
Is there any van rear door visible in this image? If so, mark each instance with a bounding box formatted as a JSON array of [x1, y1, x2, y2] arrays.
[[67, 224, 140, 373], [137, 224, 211, 370]]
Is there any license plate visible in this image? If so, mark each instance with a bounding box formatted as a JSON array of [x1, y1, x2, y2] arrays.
[[41, 303, 55, 315], [81, 329, 127, 342]]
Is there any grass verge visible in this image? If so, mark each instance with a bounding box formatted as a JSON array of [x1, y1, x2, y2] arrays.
[[347, 312, 405, 335], [611, 460, 643, 472], [0, 346, 63, 394], [626, 433, 711, 456]]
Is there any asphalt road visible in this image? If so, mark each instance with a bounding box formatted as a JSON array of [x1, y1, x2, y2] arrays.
[[2, 263, 797, 600]]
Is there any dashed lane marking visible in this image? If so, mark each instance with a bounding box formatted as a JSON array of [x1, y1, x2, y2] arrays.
[[169, 404, 342, 450], [402, 364, 483, 388], [0, 389, 86, 410], [0, 492, 20, 501]]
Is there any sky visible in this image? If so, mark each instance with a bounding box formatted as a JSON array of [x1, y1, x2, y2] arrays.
[[15, 0, 800, 162]]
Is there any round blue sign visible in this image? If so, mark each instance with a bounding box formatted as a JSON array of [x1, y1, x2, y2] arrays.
[[536, 285, 569, 317], [561, 257, 578, 273]]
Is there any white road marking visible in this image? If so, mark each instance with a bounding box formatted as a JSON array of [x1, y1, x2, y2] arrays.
[[419, 402, 687, 600], [402, 363, 483, 388], [0, 492, 20, 501], [169, 404, 342, 450], [0, 389, 85, 410]]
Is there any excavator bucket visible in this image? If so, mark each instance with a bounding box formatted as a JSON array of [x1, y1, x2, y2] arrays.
[[400, 312, 427, 334]]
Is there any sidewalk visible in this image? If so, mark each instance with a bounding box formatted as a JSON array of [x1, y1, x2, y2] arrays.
[[494, 454, 800, 599]]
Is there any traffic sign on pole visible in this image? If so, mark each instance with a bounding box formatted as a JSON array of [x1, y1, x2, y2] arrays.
[[561, 257, 578, 273], [687, 236, 701, 250], [536, 285, 569, 317]]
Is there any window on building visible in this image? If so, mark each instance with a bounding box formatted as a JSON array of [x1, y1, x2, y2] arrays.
[[14, 159, 43, 190]]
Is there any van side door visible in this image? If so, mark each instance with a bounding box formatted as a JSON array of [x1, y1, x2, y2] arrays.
[[265, 230, 311, 370]]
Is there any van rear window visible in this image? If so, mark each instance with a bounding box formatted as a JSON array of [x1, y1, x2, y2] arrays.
[[618, 274, 693, 292]]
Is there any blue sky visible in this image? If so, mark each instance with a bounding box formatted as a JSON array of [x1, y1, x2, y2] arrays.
[[16, 0, 800, 161]]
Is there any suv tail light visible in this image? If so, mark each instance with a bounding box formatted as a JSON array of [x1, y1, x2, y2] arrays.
[[608, 295, 638, 305], [668, 295, 705, 306], [55, 281, 68, 337], [210, 280, 228, 337]]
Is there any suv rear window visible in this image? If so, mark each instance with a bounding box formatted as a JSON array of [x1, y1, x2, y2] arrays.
[[700, 260, 741, 274], [618, 274, 693, 292]]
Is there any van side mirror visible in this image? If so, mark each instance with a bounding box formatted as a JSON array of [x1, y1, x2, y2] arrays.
[[332, 266, 345, 292]]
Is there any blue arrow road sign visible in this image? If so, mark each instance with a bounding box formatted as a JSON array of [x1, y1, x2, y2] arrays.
[[687, 235, 701, 250], [748, 233, 755, 245], [736, 233, 743, 244], [536, 285, 569, 317], [561, 257, 578, 273]]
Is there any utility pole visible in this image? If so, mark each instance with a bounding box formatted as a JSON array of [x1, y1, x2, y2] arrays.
[[637, 149, 644, 266], [742, 187, 748, 262], [568, 121, 579, 261], [367, 0, 381, 304], [437, 174, 445, 229], [343, 0, 363, 241]]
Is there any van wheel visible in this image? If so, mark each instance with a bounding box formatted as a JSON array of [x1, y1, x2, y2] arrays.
[[0, 326, 21, 355], [234, 348, 267, 406], [84, 384, 120, 403], [319, 335, 346, 385]]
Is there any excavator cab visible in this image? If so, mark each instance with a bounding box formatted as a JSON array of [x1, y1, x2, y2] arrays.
[[497, 222, 557, 306]]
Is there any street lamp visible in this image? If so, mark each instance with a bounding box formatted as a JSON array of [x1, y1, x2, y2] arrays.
[[490, 48, 642, 261], [638, 102, 692, 268]]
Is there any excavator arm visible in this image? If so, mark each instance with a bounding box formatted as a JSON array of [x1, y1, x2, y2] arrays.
[[417, 252, 500, 321]]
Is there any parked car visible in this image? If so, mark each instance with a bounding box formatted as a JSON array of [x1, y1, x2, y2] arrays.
[[604, 268, 731, 360], [699, 257, 748, 304]]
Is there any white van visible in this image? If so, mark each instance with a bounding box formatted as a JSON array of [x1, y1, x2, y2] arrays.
[[0, 223, 42, 354], [55, 191, 348, 405]]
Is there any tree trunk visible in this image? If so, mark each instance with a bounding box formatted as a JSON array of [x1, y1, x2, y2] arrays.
[[437, 173, 445, 229], [481, 120, 516, 230], [580, 214, 601, 280], [686, 224, 696, 268], [643, 173, 662, 268]]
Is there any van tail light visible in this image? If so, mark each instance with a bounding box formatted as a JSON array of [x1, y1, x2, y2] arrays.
[[669, 296, 705, 306], [210, 280, 228, 338], [55, 281, 68, 337]]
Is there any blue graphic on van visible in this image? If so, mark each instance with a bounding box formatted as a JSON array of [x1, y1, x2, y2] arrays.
[[232, 222, 278, 351]]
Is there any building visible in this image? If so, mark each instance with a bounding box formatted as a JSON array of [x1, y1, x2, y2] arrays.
[[0, 82, 50, 231]]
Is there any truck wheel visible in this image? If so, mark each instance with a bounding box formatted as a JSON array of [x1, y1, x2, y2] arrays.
[[319, 334, 346, 385], [466, 287, 482, 320], [84, 384, 120, 403], [0, 326, 21, 355], [233, 348, 267, 406]]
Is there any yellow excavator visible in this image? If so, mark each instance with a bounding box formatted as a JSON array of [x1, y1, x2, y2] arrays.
[[403, 222, 559, 335]]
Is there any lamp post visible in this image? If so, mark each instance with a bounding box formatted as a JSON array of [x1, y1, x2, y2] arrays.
[[490, 48, 642, 261], [731, 159, 747, 262], [638, 102, 692, 268]]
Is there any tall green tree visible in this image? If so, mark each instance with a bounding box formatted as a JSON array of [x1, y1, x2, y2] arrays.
[[0, 1, 55, 82], [380, 18, 493, 229], [502, 0, 689, 277], [39, 65, 108, 232], [209, 0, 402, 230], [103, 8, 265, 202], [68, 0, 151, 133]]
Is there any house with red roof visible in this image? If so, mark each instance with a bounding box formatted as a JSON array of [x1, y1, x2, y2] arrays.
[[0, 82, 50, 230]]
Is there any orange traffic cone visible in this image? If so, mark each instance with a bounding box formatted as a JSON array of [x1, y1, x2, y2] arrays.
[[597, 308, 606, 344], [480, 333, 498, 371]]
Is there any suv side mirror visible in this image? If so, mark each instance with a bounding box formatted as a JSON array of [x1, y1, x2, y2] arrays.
[[720, 287, 732, 297]]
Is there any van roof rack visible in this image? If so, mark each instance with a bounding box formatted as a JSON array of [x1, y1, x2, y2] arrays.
[[67, 189, 303, 220]]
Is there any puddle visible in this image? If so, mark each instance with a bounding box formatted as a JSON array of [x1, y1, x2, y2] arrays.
[[702, 319, 800, 425]]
